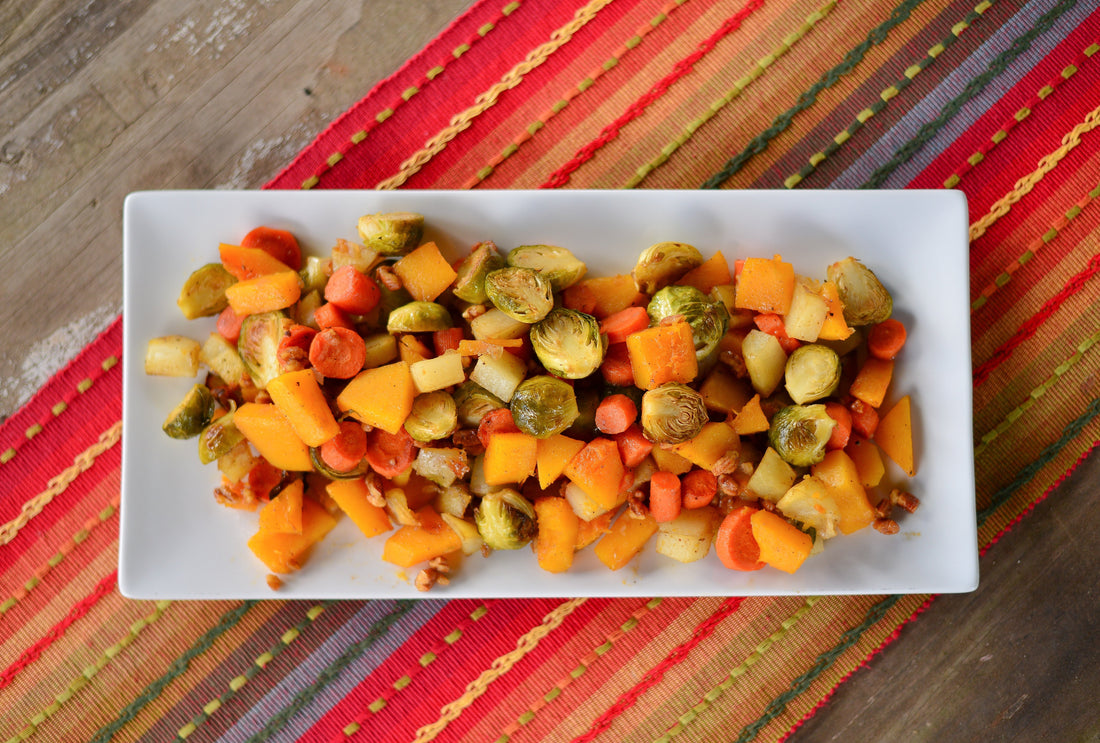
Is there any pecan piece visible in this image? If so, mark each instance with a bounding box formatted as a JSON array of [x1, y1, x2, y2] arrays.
[[415, 556, 453, 592], [873, 518, 900, 535], [889, 489, 921, 514]]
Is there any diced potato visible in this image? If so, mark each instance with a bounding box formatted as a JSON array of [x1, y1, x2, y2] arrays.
[[656, 507, 721, 563], [783, 279, 829, 342], [469, 351, 527, 403], [410, 352, 466, 394], [562, 480, 610, 521], [145, 335, 201, 377], [776, 477, 840, 539], [741, 330, 787, 396], [217, 440, 256, 483], [200, 332, 246, 385], [440, 513, 484, 555], [362, 332, 399, 369], [744, 447, 797, 502], [384, 487, 420, 526], [469, 307, 530, 340]]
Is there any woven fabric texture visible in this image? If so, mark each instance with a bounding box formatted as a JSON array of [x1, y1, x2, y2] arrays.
[[3, 0, 1099, 741]]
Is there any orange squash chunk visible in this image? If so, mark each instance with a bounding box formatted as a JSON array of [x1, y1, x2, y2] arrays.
[[247, 499, 338, 573], [326, 478, 393, 538], [850, 357, 894, 409], [257, 479, 305, 535], [735, 256, 795, 315], [731, 394, 769, 435], [267, 369, 340, 447], [845, 435, 886, 487], [233, 402, 313, 471], [219, 243, 292, 280], [749, 510, 812, 574], [533, 497, 581, 573], [676, 251, 732, 294], [594, 510, 658, 571], [877, 395, 915, 476], [225, 270, 301, 315], [381, 506, 462, 568], [336, 361, 416, 434], [563, 437, 625, 510], [811, 450, 875, 535], [536, 434, 586, 490], [565, 274, 644, 319], [393, 242, 457, 301], [625, 322, 698, 389], [484, 432, 538, 486]]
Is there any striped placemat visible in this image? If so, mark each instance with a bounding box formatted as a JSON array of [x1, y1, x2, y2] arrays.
[[2, 0, 1098, 740]]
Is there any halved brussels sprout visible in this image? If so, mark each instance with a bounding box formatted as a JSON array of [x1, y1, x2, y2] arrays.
[[163, 384, 216, 439], [404, 390, 459, 442], [768, 404, 836, 467], [509, 376, 579, 439], [198, 410, 245, 465], [453, 241, 505, 304], [453, 381, 506, 428], [640, 383, 708, 445], [474, 488, 537, 550], [299, 256, 329, 294], [387, 301, 453, 333], [530, 308, 605, 379], [177, 263, 236, 320], [413, 447, 469, 487], [506, 244, 587, 291], [776, 477, 840, 540], [238, 311, 294, 388], [826, 257, 893, 326], [784, 344, 840, 404], [647, 285, 730, 365], [485, 267, 554, 323], [356, 212, 424, 256], [632, 242, 704, 294]]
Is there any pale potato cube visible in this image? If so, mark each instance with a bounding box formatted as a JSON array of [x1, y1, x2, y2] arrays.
[[200, 332, 246, 385], [469, 308, 529, 340], [656, 507, 722, 563], [469, 351, 526, 402], [741, 330, 787, 396], [745, 447, 797, 502], [783, 280, 829, 342], [145, 335, 201, 377], [562, 480, 610, 521], [410, 352, 466, 394]]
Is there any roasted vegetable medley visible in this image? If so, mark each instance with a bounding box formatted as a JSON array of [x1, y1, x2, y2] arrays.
[[146, 214, 920, 589]]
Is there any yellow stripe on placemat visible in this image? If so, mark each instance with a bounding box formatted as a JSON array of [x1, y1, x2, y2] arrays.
[[410, 598, 586, 743], [0, 421, 122, 547], [374, 0, 613, 190], [969, 101, 1100, 242]]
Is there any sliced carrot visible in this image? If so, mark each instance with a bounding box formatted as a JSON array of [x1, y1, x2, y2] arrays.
[[714, 507, 765, 571], [314, 302, 355, 331], [309, 327, 367, 379], [824, 402, 852, 450], [599, 306, 650, 345], [599, 343, 635, 387], [241, 226, 302, 271], [681, 468, 717, 509], [753, 313, 800, 353], [324, 265, 381, 315], [868, 318, 907, 360], [275, 324, 315, 372], [365, 426, 416, 478], [477, 407, 521, 450], [613, 424, 653, 469], [217, 305, 246, 344], [594, 394, 638, 435], [433, 327, 465, 356], [648, 471, 682, 523], [319, 420, 368, 473], [848, 398, 879, 439]]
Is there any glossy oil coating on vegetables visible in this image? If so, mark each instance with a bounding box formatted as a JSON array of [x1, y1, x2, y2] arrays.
[[145, 212, 921, 589]]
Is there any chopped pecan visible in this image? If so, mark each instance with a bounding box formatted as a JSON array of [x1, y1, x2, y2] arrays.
[[452, 428, 485, 456], [462, 304, 488, 321], [873, 498, 893, 519], [626, 490, 649, 519], [363, 471, 387, 508], [376, 264, 403, 292], [873, 518, 900, 535], [659, 314, 686, 327], [266, 574, 283, 591], [719, 349, 748, 378], [889, 489, 921, 514], [717, 473, 744, 499], [415, 557, 453, 592]]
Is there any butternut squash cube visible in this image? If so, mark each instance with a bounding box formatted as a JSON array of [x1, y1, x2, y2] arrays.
[[563, 437, 625, 510], [267, 369, 340, 447], [735, 256, 795, 315], [536, 434, 587, 490], [625, 322, 698, 390], [845, 435, 886, 487], [533, 497, 580, 573], [336, 361, 416, 434], [326, 478, 393, 539], [247, 499, 338, 573], [225, 270, 302, 315], [381, 506, 462, 568], [731, 394, 770, 435], [595, 510, 658, 571], [749, 509, 812, 574], [812, 450, 875, 535], [483, 432, 538, 485], [393, 242, 457, 301], [673, 421, 740, 470], [876, 395, 915, 476], [233, 402, 313, 471]]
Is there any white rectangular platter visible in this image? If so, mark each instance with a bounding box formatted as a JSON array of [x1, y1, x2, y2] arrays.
[[120, 189, 977, 599]]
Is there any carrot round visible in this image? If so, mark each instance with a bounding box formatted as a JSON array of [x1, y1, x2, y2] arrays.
[[433, 327, 465, 356], [599, 343, 635, 387], [824, 402, 852, 450], [324, 265, 381, 315], [365, 426, 416, 478], [648, 471, 682, 523], [309, 327, 367, 379], [614, 424, 653, 469], [753, 313, 800, 353], [681, 468, 717, 509], [848, 399, 879, 439], [599, 306, 650, 345], [217, 305, 246, 344], [477, 407, 521, 450], [868, 318, 907, 360], [595, 394, 638, 435], [319, 420, 368, 473], [241, 226, 302, 270], [714, 507, 765, 571], [277, 324, 317, 372], [314, 302, 355, 331]]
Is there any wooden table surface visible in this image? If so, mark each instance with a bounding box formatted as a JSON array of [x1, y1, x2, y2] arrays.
[[2, 2, 1097, 741]]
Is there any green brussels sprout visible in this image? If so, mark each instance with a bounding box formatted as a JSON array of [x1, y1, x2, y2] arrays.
[[386, 301, 453, 333], [776, 477, 840, 540], [299, 256, 329, 294], [238, 311, 294, 388], [162, 384, 217, 439], [474, 488, 537, 550], [506, 244, 587, 291], [177, 263, 237, 320], [784, 345, 840, 404], [510, 376, 579, 439], [484, 267, 554, 323], [632, 242, 704, 294], [453, 241, 505, 304], [356, 211, 424, 256], [826, 257, 893, 326], [404, 391, 459, 442], [453, 381, 505, 428], [646, 285, 730, 365], [768, 405, 836, 467], [529, 308, 606, 379], [198, 410, 245, 465], [640, 383, 708, 445]]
